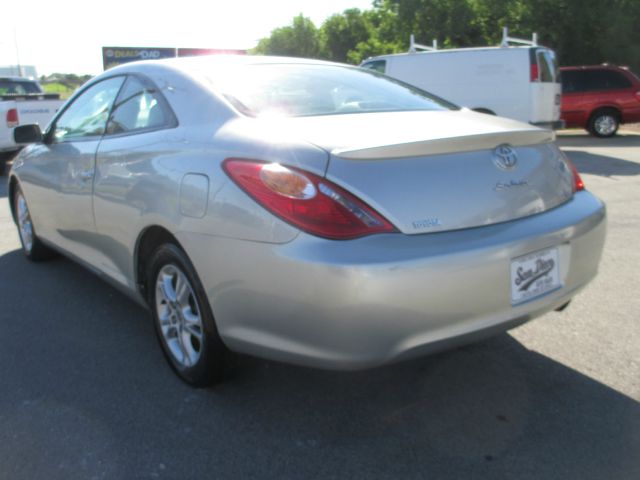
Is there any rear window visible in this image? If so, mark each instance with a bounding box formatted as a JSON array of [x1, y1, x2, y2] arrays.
[[207, 64, 457, 118], [562, 69, 633, 93], [536, 50, 559, 83], [0, 79, 42, 95]]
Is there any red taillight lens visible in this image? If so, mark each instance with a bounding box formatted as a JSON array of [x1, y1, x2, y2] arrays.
[[530, 63, 539, 82], [566, 158, 585, 192], [635, 90, 640, 101], [6, 108, 19, 128], [223, 159, 396, 239]]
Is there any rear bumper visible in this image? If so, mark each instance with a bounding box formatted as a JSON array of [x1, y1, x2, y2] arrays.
[[178, 191, 606, 370]]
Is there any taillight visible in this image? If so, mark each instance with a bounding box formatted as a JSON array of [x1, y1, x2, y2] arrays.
[[635, 90, 640, 101], [530, 63, 539, 82], [6, 108, 19, 128], [567, 158, 585, 192], [223, 159, 396, 239]]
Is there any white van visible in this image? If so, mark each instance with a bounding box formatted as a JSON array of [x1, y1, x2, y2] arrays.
[[361, 32, 563, 129]]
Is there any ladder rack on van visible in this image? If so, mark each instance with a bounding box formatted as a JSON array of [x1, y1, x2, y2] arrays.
[[408, 34, 438, 53], [500, 27, 538, 47], [408, 27, 538, 53]]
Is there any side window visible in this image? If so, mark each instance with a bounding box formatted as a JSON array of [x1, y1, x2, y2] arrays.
[[586, 70, 633, 91], [53, 77, 125, 142], [361, 60, 387, 74], [586, 71, 608, 90], [106, 76, 174, 135], [602, 70, 632, 89], [562, 71, 581, 93]]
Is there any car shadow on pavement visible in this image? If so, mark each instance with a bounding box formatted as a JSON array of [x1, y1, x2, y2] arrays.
[[557, 131, 640, 149], [563, 150, 640, 177], [0, 178, 7, 199], [0, 249, 638, 480]]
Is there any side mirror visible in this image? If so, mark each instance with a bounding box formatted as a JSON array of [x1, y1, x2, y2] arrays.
[[14, 124, 43, 144]]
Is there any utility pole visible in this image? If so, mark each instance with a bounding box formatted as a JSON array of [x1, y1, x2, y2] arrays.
[[14, 26, 23, 77]]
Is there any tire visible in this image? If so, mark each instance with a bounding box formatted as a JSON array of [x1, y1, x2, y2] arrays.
[[588, 109, 619, 138], [148, 243, 227, 386], [13, 185, 55, 261]]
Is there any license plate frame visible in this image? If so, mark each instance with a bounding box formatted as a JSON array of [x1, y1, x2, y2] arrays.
[[510, 247, 562, 305]]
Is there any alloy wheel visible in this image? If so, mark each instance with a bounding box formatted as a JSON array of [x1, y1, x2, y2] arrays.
[[155, 264, 204, 368], [16, 191, 34, 253], [594, 114, 618, 137]]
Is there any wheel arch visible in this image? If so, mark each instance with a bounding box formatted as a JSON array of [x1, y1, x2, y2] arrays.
[[134, 225, 182, 303], [588, 105, 621, 123], [8, 175, 19, 223]]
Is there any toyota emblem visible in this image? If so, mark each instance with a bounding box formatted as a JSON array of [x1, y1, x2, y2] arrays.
[[493, 144, 518, 170]]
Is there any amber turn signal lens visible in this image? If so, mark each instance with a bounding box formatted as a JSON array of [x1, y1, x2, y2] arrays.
[[259, 163, 317, 199]]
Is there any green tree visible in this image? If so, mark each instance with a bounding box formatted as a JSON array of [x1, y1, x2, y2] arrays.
[[373, 0, 484, 48], [253, 1, 640, 73], [321, 9, 371, 62], [346, 8, 403, 63], [253, 15, 321, 58], [469, 0, 529, 44], [521, 0, 640, 72]]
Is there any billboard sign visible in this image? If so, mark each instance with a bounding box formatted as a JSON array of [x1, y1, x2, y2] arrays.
[[103, 47, 248, 70], [102, 47, 177, 70]]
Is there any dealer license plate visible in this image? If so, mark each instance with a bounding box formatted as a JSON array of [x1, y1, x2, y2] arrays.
[[510, 247, 561, 305]]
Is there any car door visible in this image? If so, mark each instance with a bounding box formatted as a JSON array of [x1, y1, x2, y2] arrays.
[[531, 48, 561, 124], [20, 76, 125, 262], [560, 70, 588, 127], [93, 75, 179, 287]]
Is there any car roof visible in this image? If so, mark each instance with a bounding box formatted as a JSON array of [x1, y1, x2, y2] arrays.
[[99, 55, 351, 83], [363, 45, 542, 61], [114, 54, 344, 73], [560, 65, 629, 71]]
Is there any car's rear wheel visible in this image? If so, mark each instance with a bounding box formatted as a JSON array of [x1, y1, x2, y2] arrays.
[[13, 185, 55, 261], [588, 109, 620, 137], [148, 243, 226, 386]]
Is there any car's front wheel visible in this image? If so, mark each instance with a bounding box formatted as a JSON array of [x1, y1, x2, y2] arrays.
[[13, 185, 55, 261], [148, 243, 227, 386], [588, 109, 620, 137]]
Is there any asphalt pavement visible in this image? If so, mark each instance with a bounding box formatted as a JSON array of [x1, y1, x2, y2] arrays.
[[0, 130, 638, 480]]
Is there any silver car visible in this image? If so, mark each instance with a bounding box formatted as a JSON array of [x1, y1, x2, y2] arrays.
[[8, 56, 606, 386]]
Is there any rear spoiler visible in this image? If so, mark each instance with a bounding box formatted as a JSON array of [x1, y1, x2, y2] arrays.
[[332, 129, 555, 160], [0, 93, 61, 101]]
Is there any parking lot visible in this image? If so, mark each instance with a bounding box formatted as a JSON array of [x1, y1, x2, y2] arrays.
[[0, 131, 638, 480]]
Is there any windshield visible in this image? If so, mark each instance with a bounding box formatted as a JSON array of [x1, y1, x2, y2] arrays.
[[207, 64, 457, 118]]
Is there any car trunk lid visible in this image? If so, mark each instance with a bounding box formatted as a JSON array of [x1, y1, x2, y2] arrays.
[[275, 110, 574, 234]]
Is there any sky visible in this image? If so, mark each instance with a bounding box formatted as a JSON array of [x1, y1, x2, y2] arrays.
[[0, 0, 374, 76]]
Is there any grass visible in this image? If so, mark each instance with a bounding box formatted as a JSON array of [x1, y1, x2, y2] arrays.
[[41, 82, 76, 99]]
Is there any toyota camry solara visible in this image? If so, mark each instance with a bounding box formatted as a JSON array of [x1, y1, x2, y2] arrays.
[[8, 56, 606, 386]]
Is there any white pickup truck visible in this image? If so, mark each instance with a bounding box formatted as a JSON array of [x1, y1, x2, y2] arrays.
[[1, 77, 65, 160]]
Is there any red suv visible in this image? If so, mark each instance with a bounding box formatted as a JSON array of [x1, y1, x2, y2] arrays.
[[560, 65, 640, 137]]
